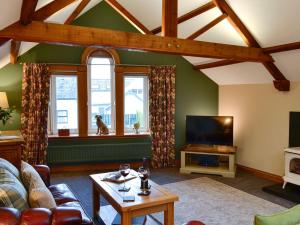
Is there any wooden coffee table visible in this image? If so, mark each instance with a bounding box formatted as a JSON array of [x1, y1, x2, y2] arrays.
[[90, 170, 178, 225]]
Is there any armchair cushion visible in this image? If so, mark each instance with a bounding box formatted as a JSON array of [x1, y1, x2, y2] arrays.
[[0, 168, 29, 211], [58, 202, 93, 225], [21, 161, 56, 209], [0, 207, 82, 225], [49, 184, 78, 205], [254, 204, 300, 225], [0, 208, 20, 225]]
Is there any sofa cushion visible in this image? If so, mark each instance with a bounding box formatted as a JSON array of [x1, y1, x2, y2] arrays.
[[21, 161, 45, 189], [21, 161, 56, 209], [254, 204, 300, 225], [0, 158, 20, 179], [29, 187, 58, 209], [58, 201, 93, 225], [49, 184, 78, 205], [0, 168, 29, 211]]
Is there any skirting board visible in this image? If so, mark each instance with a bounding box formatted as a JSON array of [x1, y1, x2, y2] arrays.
[[237, 164, 283, 183]]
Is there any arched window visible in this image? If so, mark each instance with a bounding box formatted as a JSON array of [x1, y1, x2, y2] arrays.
[[84, 48, 120, 133], [48, 48, 150, 137]]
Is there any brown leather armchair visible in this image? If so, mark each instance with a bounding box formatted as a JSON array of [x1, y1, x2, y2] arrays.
[[0, 165, 93, 225], [0, 207, 82, 225]]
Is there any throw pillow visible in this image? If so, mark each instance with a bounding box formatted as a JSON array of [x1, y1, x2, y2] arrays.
[[254, 204, 300, 225], [21, 161, 56, 209], [29, 187, 57, 208], [21, 161, 44, 190], [0, 168, 29, 211], [0, 158, 20, 179]]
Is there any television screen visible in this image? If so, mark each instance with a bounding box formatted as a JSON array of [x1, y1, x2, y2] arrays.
[[289, 112, 300, 147], [186, 115, 233, 146]]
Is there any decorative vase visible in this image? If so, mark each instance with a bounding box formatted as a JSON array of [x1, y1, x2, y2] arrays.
[[133, 122, 140, 134]]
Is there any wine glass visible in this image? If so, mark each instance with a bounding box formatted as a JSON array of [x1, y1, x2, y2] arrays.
[[119, 164, 131, 191], [138, 166, 150, 194]]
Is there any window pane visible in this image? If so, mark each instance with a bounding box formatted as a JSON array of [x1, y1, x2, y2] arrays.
[[124, 76, 149, 133], [54, 76, 78, 130], [89, 57, 113, 130]]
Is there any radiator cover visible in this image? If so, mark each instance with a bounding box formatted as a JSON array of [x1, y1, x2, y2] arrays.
[[47, 137, 151, 165]]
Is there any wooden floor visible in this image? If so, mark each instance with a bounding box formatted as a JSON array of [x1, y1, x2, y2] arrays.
[[51, 167, 296, 225]]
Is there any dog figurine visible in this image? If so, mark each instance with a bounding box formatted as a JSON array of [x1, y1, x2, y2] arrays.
[[95, 115, 109, 135]]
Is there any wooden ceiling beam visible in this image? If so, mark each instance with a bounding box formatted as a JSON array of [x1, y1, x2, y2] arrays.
[[12, 0, 38, 64], [0, 0, 79, 47], [10, 40, 21, 64], [0, 21, 273, 62], [105, 0, 151, 34], [152, 1, 215, 34], [65, 0, 90, 25], [213, 0, 290, 91], [187, 14, 227, 40], [194, 59, 241, 70], [264, 41, 300, 54], [0, 38, 8, 46], [162, 0, 178, 37], [213, 0, 258, 47], [20, 0, 39, 25], [33, 0, 79, 21]]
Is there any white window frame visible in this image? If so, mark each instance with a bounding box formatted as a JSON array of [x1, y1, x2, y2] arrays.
[[123, 74, 149, 134], [87, 57, 116, 134], [49, 75, 79, 135]]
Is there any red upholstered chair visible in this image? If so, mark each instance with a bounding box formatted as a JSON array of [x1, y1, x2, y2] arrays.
[[0, 164, 93, 225], [0, 207, 82, 225]]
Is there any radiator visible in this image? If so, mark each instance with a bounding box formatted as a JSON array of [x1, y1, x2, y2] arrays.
[[47, 141, 151, 165]]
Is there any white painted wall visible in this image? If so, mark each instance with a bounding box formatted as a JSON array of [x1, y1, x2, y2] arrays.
[[219, 82, 300, 176]]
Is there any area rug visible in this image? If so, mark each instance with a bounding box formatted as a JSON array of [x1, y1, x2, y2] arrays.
[[152, 177, 286, 225]]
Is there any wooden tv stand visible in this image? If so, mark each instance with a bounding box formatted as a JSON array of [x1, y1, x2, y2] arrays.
[[180, 144, 237, 178]]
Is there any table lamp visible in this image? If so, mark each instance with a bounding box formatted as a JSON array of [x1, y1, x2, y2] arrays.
[[0, 92, 9, 109]]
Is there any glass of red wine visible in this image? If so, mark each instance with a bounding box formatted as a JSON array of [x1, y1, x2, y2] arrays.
[[119, 164, 131, 192], [138, 166, 150, 195]]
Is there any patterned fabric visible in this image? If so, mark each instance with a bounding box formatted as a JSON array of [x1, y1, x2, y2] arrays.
[[21, 63, 50, 165], [0, 158, 20, 179], [21, 161, 56, 209], [149, 66, 176, 168], [0, 168, 29, 211]]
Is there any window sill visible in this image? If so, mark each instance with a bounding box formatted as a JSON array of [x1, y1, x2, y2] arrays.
[[48, 132, 151, 140]]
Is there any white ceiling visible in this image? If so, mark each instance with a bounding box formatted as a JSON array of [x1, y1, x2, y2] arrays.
[[0, 0, 299, 85]]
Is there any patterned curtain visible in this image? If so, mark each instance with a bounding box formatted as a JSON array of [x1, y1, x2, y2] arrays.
[[149, 66, 176, 168], [21, 63, 50, 165]]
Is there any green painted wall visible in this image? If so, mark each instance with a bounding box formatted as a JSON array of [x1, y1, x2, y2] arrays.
[[0, 2, 218, 162]]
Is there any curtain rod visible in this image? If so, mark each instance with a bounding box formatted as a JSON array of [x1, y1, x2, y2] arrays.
[[19, 62, 152, 67]]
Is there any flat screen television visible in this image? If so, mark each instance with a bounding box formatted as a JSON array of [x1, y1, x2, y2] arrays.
[[186, 115, 233, 146], [289, 112, 300, 147]]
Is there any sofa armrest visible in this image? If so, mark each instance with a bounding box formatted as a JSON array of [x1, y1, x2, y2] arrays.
[[0, 208, 20, 225], [34, 165, 50, 187], [0, 208, 83, 225], [20, 208, 52, 225], [52, 207, 82, 225]]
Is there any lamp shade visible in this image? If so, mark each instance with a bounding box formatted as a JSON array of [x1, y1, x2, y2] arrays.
[[0, 92, 9, 108]]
